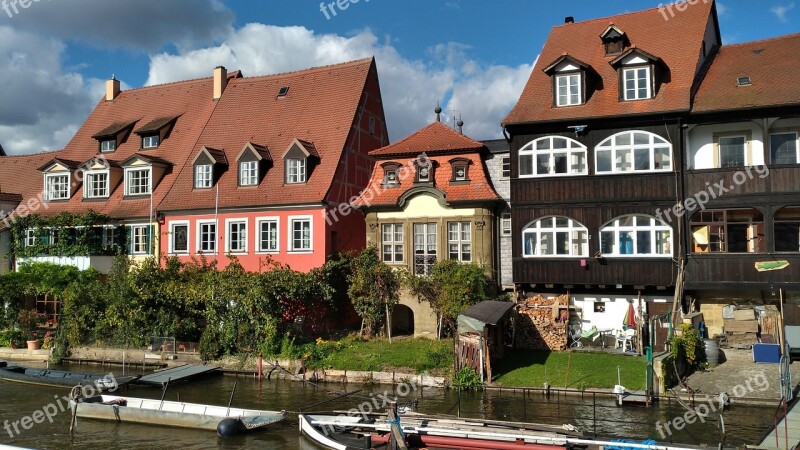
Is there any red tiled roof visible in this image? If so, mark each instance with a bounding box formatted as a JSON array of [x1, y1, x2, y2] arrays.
[[15, 74, 222, 220], [693, 33, 800, 113], [159, 58, 377, 212], [504, 2, 716, 125], [369, 121, 485, 157], [0, 151, 60, 225], [353, 124, 500, 208]]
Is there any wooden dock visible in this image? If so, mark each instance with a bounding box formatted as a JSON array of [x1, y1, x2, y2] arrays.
[[761, 399, 800, 450], [136, 364, 220, 387], [617, 390, 652, 406]]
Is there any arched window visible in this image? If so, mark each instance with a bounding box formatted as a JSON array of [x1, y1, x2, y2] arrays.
[[595, 131, 672, 174], [519, 136, 587, 178], [600, 215, 672, 257], [522, 217, 589, 257]]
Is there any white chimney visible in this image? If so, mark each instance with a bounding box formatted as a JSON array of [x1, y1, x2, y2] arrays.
[[106, 76, 120, 101], [213, 66, 227, 100]]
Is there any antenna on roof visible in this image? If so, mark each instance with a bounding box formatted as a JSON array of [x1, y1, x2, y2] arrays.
[[435, 102, 442, 122]]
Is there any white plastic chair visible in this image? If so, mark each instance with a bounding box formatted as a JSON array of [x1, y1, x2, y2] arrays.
[[618, 329, 636, 351]]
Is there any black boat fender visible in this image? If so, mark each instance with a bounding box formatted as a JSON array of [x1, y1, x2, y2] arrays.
[[216, 418, 246, 437]]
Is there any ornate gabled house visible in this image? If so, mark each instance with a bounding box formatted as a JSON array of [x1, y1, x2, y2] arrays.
[[685, 33, 800, 336], [353, 117, 502, 336], [157, 58, 388, 273], [502, 2, 721, 349]]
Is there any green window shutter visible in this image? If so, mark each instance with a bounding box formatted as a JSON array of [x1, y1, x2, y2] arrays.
[[126, 226, 133, 256], [146, 225, 154, 255]]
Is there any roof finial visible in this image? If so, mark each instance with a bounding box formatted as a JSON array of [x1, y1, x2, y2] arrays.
[[457, 115, 464, 134], [111, 73, 116, 80], [435, 102, 442, 122]]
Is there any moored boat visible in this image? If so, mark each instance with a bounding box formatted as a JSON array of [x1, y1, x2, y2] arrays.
[[0, 361, 138, 390], [299, 413, 711, 450], [70, 394, 287, 437]]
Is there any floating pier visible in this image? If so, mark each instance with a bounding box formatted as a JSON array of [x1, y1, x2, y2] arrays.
[[136, 364, 220, 387]]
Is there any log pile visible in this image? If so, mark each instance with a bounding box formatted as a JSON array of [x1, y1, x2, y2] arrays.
[[515, 294, 569, 351]]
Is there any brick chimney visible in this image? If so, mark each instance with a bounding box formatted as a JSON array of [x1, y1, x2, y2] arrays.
[[105, 76, 120, 101], [213, 66, 228, 101]]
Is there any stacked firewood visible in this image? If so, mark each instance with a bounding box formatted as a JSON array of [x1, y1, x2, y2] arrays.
[[515, 294, 569, 351]]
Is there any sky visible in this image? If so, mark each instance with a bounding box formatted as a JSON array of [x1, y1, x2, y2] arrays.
[[0, 0, 797, 156]]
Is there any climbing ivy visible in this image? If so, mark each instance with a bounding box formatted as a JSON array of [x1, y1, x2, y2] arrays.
[[10, 211, 122, 258]]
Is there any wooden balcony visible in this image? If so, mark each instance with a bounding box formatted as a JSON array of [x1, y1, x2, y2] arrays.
[[511, 172, 678, 206], [685, 166, 800, 201], [513, 257, 677, 287], [684, 253, 800, 290]]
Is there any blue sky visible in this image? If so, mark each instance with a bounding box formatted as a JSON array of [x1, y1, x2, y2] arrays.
[[0, 0, 797, 155]]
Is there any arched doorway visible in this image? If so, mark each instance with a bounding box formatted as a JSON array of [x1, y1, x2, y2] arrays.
[[392, 304, 415, 336]]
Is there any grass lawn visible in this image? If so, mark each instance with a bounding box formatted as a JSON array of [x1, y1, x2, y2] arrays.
[[493, 350, 648, 390], [309, 336, 453, 375]]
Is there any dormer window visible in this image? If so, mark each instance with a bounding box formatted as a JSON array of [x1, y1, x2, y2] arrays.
[[86, 172, 109, 198], [126, 168, 151, 196], [195, 164, 213, 189], [381, 162, 401, 187], [543, 55, 594, 108], [45, 174, 69, 201], [100, 140, 116, 152], [142, 135, 159, 149], [556, 74, 581, 107], [623, 67, 651, 101], [287, 158, 306, 184], [237, 142, 271, 187], [192, 146, 227, 189], [240, 161, 258, 186], [449, 158, 472, 183], [610, 48, 661, 102], [600, 24, 627, 56], [135, 116, 179, 150], [120, 154, 171, 198], [282, 139, 319, 185], [414, 160, 433, 184]]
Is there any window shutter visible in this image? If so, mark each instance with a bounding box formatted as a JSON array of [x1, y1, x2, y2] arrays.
[[146, 225, 154, 255], [126, 226, 133, 256]]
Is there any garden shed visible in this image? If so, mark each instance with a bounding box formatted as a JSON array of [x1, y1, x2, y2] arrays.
[[455, 301, 515, 382]]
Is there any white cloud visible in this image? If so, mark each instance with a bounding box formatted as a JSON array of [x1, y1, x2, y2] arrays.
[[716, 2, 729, 16], [770, 2, 795, 22], [146, 25, 533, 142], [1, 0, 234, 51], [0, 26, 100, 154]]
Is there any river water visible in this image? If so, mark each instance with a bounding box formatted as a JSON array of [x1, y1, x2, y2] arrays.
[[0, 363, 777, 449]]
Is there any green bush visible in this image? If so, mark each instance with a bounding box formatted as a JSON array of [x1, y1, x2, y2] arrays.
[[0, 330, 25, 348], [453, 367, 483, 391]]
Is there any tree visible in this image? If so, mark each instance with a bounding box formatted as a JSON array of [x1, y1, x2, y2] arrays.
[[347, 246, 400, 340], [405, 260, 494, 338]]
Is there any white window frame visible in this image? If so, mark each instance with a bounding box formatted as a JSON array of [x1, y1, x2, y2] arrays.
[[84, 171, 110, 199], [288, 215, 313, 252], [130, 224, 150, 256], [381, 223, 404, 264], [771, 132, 799, 165], [195, 164, 213, 189], [556, 73, 582, 107], [125, 167, 152, 196], [623, 66, 652, 101], [413, 222, 437, 276], [100, 140, 116, 152], [225, 219, 248, 254], [196, 220, 218, 255], [501, 157, 511, 179], [595, 131, 673, 175], [418, 163, 432, 182], [501, 213, 512, 236], [599, 215, 672, 258], [240, 161, 259, 186], [448, 222, 472, 262], [102, 225, 118, 251], [287, 158, 307, 184], [45, 173, 70, 201], [522, 217, 589, 258], [169, 221, 190, 255], [142, 135, 159, 149], [519, 136, 588, 178], [256, 217, 280, 253], [25, 229, 36, 247]]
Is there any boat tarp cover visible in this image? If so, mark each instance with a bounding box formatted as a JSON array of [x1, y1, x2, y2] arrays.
[[457, 301, 514, 334]]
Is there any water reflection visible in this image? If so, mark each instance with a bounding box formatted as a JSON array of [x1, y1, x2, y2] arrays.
[[0, 363, 775, 449]]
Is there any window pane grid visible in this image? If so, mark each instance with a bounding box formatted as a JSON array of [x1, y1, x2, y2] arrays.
[[196, 165, 213, 188], [519, 137, 587, 177], [447, 222, 471, 262], [291, 219, 311, 251], [259, 220, 278, 252], [623, 67, 650, 100], [199, 223, 216, 253], [87, 173, 109, 198], [228, 221, 247, 253], [127, 169, 151, 195], [556, 74, 581, 106], [382, 224, 404, 263], [599, 215, 672, 257], [771, 133, 799, 165], [240, 161, 258, 186], [46, 175, 69, 201], [413, 223, 437, 276], [523, 217, 588, 258], [596, 131, 672, 174]]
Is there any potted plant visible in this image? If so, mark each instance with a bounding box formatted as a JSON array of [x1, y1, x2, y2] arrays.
[[18, 309, 41, 350]]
